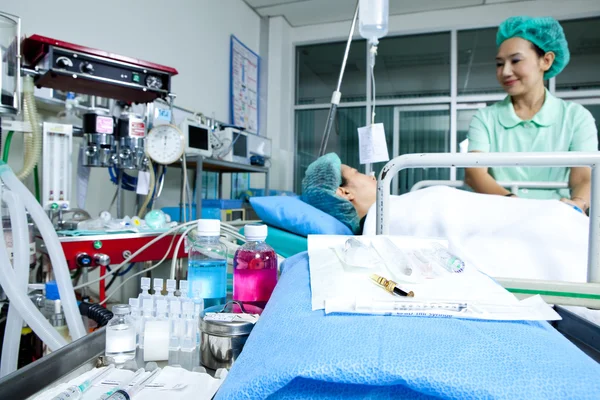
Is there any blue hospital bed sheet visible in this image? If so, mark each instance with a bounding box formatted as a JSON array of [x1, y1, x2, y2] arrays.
[[215, 252, 600, 400]]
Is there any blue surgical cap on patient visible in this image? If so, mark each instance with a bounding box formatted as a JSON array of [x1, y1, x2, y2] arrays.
[[301, 153, 361, 234], [496, 16, 570, 79]]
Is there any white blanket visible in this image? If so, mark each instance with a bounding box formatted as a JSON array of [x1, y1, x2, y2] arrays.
[[362, 186, 590, 283]]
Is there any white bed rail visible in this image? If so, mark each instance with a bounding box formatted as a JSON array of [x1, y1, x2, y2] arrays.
[[410, 180, 568, 193], [376, 152, 600, 287]]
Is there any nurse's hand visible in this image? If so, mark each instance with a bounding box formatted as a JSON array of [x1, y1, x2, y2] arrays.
[[560, 198, 585, 214]]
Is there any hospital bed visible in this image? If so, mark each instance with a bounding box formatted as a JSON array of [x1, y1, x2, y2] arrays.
[[410, 179, 568, 193], [215, 152, 600, 399]]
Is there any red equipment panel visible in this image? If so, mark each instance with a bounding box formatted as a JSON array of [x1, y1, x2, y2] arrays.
[[21, 34, 178, 103], [59, 233, 187, 270], [22, 35, 178, 75]]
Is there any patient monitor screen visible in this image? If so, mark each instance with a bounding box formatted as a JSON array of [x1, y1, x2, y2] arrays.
[[188, 125, 210, 151], [233, 133, 248, 157]]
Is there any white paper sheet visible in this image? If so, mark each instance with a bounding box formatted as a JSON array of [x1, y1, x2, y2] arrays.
[[136, 171, 151, 195], [357, 123, 389, 164], [32, 366, 225, 400], [308, 235, 560, 321]]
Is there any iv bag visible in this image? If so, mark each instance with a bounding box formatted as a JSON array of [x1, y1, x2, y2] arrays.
[[359, 0, 389, 41]]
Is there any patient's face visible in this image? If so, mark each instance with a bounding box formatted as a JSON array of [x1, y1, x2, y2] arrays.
[[338, 165, 377, 210]]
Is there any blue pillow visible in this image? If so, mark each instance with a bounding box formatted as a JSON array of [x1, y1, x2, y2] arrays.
[[249, 196, 353, 237]]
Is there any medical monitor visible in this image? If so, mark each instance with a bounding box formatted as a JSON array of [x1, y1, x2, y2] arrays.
[[182, 118, 212, 157]]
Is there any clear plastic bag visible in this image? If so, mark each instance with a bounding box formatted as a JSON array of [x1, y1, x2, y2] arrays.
[[370, 237, 424, 283], [333, 238, 385, 273]]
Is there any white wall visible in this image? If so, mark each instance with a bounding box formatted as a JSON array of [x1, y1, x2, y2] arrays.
[[1, 0, 262, 217], [266, 16, 294, 191], [267, 0, 600, 191]]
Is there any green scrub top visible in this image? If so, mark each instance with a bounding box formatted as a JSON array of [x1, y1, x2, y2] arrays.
[[467, 89, 598, 199]]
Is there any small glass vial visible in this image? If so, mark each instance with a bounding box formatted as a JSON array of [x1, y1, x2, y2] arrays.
[[105, 304, 136, 364], [233, 224, 278, 308]]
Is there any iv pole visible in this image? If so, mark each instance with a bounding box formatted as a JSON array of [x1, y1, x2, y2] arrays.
[[317, 1, 360, 157]]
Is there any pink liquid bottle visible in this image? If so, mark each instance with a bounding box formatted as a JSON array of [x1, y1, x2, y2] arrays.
[[233, 224, 278, 309]]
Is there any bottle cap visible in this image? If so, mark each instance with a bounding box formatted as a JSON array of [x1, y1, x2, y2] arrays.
[[179, 280, 189, 294], [196, 219, 220, 237], [45, 281, 60, 300], [141, 277, 151, 289], [153, 278, 163, 291], [245, 224, 268, 241], [113, 304, 131, 315], [166, 279, 177, 292], [129, 298, 139, 309]]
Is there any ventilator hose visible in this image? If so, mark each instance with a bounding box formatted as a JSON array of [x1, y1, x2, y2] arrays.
[[16, 76, 42, 181], [79, 302, 114, 327], [137, 158, 156, 218]]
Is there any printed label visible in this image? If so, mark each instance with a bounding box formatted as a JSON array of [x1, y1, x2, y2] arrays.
[[129, 120, 146, 138], [96, 116, 114, 134], [156, 108, 172, 122]]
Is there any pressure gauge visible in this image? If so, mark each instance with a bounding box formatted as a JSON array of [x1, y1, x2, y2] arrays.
[[146, 75, 163, 89], [145, 124, 185, 164]]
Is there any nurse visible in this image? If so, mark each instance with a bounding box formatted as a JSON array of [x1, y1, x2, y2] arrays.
[[465, 16, 598, 212]]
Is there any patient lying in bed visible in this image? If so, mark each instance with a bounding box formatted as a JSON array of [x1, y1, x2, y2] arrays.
[[301, 153, 590, 283]]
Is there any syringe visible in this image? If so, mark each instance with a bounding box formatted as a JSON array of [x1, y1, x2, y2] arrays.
[[357, 298, 468, 314], [105, 367, 161, 399], [51, 364, 115, 400], [98, 368, 145, 400]]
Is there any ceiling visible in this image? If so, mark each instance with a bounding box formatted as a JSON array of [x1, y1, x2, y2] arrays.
[[243, 0, 527, 27]]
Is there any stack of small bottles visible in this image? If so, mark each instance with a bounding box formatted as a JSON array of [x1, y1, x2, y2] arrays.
[[128, 277, 204, 371]]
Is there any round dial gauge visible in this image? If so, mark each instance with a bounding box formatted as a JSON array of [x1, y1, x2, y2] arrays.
[[146, 124, 185, 164], [146, 75, 163, 89]]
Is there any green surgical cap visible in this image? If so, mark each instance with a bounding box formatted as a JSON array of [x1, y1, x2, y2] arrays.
[[496, 16, 570, 79], [301, 153, 361, 234]]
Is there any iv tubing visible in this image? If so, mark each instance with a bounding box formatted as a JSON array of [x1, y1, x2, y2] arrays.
[[101, 233, 179, 305], [2, 131, 13, 162], [76, 220, 196, 291], [16, 76, 42, 181], [318, 0, 359, 156], [0, 190, 32, 377], [0, 162, 87, 339], [169, 225, 197, 280]]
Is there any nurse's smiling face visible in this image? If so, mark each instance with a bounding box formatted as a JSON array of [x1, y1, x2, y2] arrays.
[[495, 37, 554, 97]]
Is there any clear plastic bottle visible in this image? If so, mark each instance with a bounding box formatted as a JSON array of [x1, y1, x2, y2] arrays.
[[179, 301, 196, 371], [168, 299, 182, 366], [187, 219, 227, 308], [165, 279, 177, 303], [153, 278, 164, 298], [359, 0, 389, 41], [138, 277, 152, 305], [128, 298, 140, 346], [233, 224, 278, 308], [138, 298, 154, 350], [105, 304, 136, 363]]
